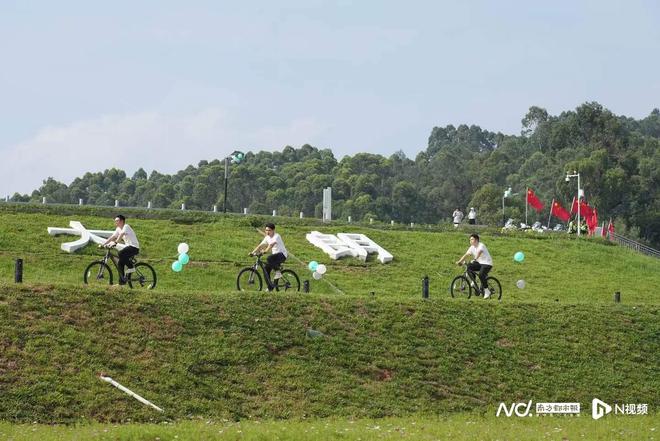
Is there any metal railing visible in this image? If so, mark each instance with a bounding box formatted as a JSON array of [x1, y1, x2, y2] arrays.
[[610, 232, 660, 259]]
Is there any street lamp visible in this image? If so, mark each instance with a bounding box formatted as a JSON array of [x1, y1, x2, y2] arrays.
[[565, 171, 581, 236], [502, 187, 512, 226], [223, 151, 245, 213]]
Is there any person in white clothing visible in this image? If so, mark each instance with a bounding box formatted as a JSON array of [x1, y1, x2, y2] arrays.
[[250, 223, 288, 290], [452, 208, 464, 227], [467, 207, 477, 225], [102, 214, 140, 285], [456, 233, 493, 299]]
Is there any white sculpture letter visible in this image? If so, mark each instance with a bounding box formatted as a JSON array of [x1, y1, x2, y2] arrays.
[[47, 221, 126, 253], [306, 231, 393, 263]]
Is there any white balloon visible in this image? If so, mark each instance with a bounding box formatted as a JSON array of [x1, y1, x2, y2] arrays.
[[177, 243, 189, 254], [312, 271, 322, 280], [316, 264, 327, 275], [516, 279, 526, 289]]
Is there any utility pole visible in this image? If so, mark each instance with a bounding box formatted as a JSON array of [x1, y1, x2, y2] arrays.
[[223, 151, 245, 213]]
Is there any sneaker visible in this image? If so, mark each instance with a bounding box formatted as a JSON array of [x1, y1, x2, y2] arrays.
[[125, 268, 136, 274], [483, 288, 491, 299], [274, 271, 282, 280]]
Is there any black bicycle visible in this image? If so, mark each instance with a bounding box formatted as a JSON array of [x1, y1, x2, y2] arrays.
[[83, 245, 157, 289], [450, 262, 502, 300], [236, 252, 300, 292]]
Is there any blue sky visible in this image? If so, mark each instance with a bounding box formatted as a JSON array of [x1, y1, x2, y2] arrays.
[[1, 0, 659, 196]]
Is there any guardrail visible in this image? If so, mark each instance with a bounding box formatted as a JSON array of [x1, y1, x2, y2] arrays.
[[610, 233, 660, 259]]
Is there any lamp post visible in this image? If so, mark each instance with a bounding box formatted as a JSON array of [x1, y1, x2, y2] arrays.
[[565, 171, 581, 236], [223, 151, 245, 213], [502, 187, 512, 226]]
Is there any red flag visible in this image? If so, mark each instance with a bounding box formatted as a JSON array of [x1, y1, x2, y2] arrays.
[[570, 196, 578, 214], [579, 200, 593, 218], [608, 219, 615, 235], [526, 188, 544, 212], [550, 199, 571, 222], [601, 222, 607, 237], [586, 207, 598, 234]]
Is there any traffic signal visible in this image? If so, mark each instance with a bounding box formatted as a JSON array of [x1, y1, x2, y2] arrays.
[[230, 151, 245, 164]]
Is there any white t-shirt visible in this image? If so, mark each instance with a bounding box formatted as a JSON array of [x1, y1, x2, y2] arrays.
[[116, 224, 140, 249], [260, 232, 288, 258], [468, 209, 476, 220], [467, 242, 492, 265], [453, 211, 464, 223]]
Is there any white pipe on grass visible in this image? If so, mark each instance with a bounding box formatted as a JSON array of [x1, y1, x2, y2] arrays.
[[100, 375, 164, 412]]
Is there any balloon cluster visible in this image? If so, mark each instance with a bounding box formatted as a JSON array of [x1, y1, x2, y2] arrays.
[[307, 260, 327, 280], [172, 243, 190, 272], [513, 250, 525, 289]]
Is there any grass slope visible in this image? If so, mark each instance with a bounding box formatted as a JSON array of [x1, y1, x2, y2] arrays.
[[1, 204, 659, 303], [0, 204, 658, 425], [0, 285, 657, 423]]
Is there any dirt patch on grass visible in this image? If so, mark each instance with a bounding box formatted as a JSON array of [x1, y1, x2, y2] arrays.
[[376, 368, 394, 381], [496, 338, 514, 348]]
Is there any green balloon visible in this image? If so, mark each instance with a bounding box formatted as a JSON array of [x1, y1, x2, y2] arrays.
[[172, 261, 183, 272], [178, 253, 190, 264]]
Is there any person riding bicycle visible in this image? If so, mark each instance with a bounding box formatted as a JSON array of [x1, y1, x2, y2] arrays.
[[456, 233, 493, 299], [102, 214, 140, 285], [250, 223, 288, 290]]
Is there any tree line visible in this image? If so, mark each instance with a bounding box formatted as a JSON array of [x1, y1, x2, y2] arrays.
[[11, 102, 660, 247]]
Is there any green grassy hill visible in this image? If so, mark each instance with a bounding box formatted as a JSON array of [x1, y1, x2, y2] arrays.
[[1, 204, 659, 303], [0, 204, 658, 423], [0, 285, 657, 423]]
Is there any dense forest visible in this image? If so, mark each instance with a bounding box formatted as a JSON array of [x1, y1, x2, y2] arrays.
[[10, 102, 660, 247]]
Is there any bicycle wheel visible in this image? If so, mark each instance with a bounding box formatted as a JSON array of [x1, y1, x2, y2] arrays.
[[273, 269, 300, 292], [237, 268, 263, 292], [450, 275, 472, 298], [127, 263, 157, 289], [485, 276, 502, 300], [84, 261, 113, 286]]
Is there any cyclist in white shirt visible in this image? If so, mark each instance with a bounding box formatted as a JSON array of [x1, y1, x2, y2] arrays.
[[250, 223, 288, 290], [456, 233, 493, 298], [102, 214, 140, 285]]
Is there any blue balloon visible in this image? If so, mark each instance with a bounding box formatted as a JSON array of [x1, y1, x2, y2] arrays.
[[308, 261, 319, 271], [514, 251, 525, 262], [178, 253, 190, 264], [171, 261, 183, 272]]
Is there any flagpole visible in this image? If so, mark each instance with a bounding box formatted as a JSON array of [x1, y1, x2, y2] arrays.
[[566, 172, 581, 237], [577, 174, 581, 237], [547, 198, 554, 229], [525, 187, 528, 226]]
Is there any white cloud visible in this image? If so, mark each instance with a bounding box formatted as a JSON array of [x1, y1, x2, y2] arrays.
[[1, 109, 326, 196]]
